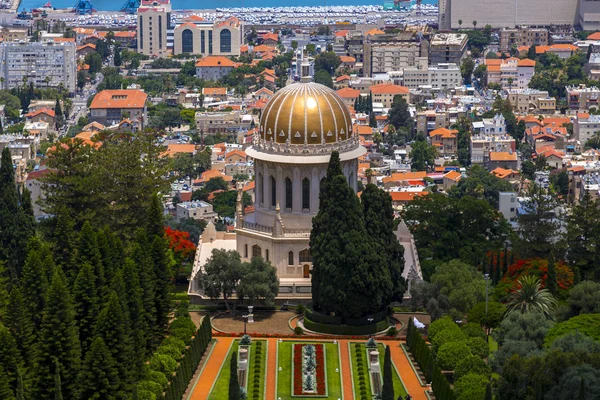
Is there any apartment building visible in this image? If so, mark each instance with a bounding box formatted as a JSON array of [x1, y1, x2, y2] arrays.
[[470, 134, 516, 164], [0, 27, 28, 42], [499, 26, 548, 52], [579, 0, 600, 30], [363, 33, 424, 77], [484, 58, 536, 89], [402, 63, 462, 91], [567, 85, 600, 110], [0, 40, 77, 92], [507, 89, 556, 114], [89, 89, 148, 129], [472, 114, 507, 135], [176, 200, 218, 221], [195, 111, 253, 135], [137, 0, 172, 56], [429, 33, 468, 65], [370, 83, 410, 108], [574, 113, 600, 144], [173, 16, 243, 56], [195, 56, 237, 80], [429, 128, 458, 156], [416, 107, 467, 136]]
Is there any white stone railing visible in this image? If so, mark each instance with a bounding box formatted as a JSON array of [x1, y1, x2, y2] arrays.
[[240, 220, 311, 238], [251, 134, 361, 156]]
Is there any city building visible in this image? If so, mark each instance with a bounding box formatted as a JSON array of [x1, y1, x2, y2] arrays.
[[370, 83, 410, 108], [173, 16, 243, 56], [176, 200, 218, 221], [507, 89, 556, 114], [137, 0, 172, 57], [579, 0, 600, 30], [498, 191, 518, 222], [415, 107, 467, 136], [89, 89, 148, 130], [195, 111, 253, 135], [486, 151, 519, 171], [535, 44, 579, 59], [0, 40, 76, 92], [429, 128, 458, 156], [0, 27, 28, 42], [363, 32, 425, 77], [574, 112, 600, 145], [25, 168, 52, 219], [190, 82, 367, 298], [499, 27, 548, 52], [567, 85, 600, 110], [195, 56, 237, 80], [402, 63, 462, 91], [472, 114, 507, 135], [485, 58, 536, 89], [336, 87, 361, 107], [470, 133, 516, 164], [438, 0, 578, 29], [429, 33, 468, 65]]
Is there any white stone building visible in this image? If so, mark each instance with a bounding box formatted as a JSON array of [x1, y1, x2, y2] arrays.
[[402, 63, 462, 91], [176, 200, 218, 221], [137, 0, 172, 57], [574, 113, 600, 145], [0, 40, 77, 92]]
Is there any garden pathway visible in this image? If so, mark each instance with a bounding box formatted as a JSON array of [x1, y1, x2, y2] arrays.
[[188, 337, 234, 400], [338, 340, 355, 400], [265, 338, 278, 400], [383, 341, 428, 400]]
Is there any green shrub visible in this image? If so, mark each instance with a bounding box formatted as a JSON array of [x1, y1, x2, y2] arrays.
[[156, 344, 183, 361], [296, 304, 305, 314], [303, 317, 389, 335], [240, 334, 252, 345], [294, 326, 304, 335], [137, 389, 156, 400], [149, 353, 178, 375], [143, 369, 168, 389], [161, 336, 186, 352], [544, 314, 600, 347], [453, 373, 489, 399], [467, 337, 489, 359], [431, 325, 466, 351], [137, 381, 162, 399], [171, 328, 194, 344], [461, 323, 486, 340], [454, 356, 491, 380], [428, 316, 457, 340], [387, 326, 398, 336], [436, 341, 472, 371], [170, 317, 196, 338]]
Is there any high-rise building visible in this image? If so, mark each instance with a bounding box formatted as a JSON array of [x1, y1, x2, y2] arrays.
[[579, 0, 600, 30], [363, 32, 426, 77], [173, 16, 244, 56], [439, 0, 577, 29], [137, 0, 172, 57], [429, 33, 468, 65], [0, 40, 77, 92], [499, 27, 548, 52]]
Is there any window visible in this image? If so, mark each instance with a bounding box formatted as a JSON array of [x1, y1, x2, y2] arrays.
[[258, 173, 263, 204], [244, 244, 248, 258], [139, 17, 143, 49], [181, 29, 194, 53], [285, 177, 292, 209], [271, 175, 276, 207], [302, 178, 310, 210], [220, 29, 232, 53], [208, 30, 213, 54], [201, 30, 205, 53], [252, 245, 261, 259], [288, 251, 294, 265], [299, 249, 312, 263], [158, 15, 162, 49], [266, 249, 269, 262]]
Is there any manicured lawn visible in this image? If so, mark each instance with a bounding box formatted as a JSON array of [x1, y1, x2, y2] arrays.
[[349, 343, 408, 399], [247, 340, 267, 400], [277, 341, 342, 399], [208, 340, 239, 400], [209, 340, 268, 400]]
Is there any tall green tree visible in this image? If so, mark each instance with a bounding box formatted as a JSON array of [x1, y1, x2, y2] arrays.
[[566, 192, 600, 281], [121, 258, 148, 377], [4, 286, 35, 359], [409, 137, 438, 171], [76, 221, 105, 291], [547, 254, 558, 295], [0, 323, 22, 395], [310, 152, 389, 317], [461, 56, 475, 84], [506, 276, 557, 318], [54, 98, 64, 129], [77, 336, 120, 400], [52, 207, 77, 276], [150, 235, 171, 339], [199, 249, 244, 314], [517, 184, 560, 259], [388, 95, 413, 133], [228, 352, 240, 400], [33, 268, 82, 400], [236, 257, 279, 306], [147, 193, 164, 240], [0, 365, 15, 400], [361, 184, 406, 302], [72, 262, 99, 355], [314, 69, 333, 88], [381, 346, 394, 400]]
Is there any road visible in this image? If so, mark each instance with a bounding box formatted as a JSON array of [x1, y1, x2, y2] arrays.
[[66, 71, 103, 133]]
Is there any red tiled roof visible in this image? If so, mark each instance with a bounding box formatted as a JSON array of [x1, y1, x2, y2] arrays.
[[370, 83, 410, 95], [336, 87, 361, 99], [25, 108, 55, 118], [89, 90, 147, 109], [195, 56, 237, 68]]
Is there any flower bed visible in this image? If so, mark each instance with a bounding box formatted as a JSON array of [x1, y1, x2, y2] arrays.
[[293, 343, 326, 396]]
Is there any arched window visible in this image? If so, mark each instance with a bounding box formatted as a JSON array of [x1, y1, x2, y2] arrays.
[[258, 173, 263, 205], [252, 245, 261, 259], [181, 29, 194, 54], [302, 178, 310, 210], [271, 175, 276, 207], [244, 244, 248, 258], [288, 251, 294, 265], [220, 29, 231, 53], [266, 249, 269, 262], [299, 249, 313, 263], [285, 177, 293, 209]]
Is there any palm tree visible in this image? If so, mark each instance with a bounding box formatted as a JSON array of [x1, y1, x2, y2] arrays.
[[507, 77, 514, 90], [473, 20, 478, 29], [506, 275, 557, 318], [458, 19, 463, 29]]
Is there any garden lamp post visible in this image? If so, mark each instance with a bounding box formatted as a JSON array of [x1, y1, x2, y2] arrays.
[[484, 273, 490, 315], [367, 317, 374, 338], [242, 314, 249, 334]]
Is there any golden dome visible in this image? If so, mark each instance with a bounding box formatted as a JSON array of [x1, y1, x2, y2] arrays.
[[259, 82, 354, 145]]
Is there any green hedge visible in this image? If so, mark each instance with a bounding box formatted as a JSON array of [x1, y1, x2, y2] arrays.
[[304, 303, 389, 326], [406, 318, 455, 400], [303, 316, 390, 335]]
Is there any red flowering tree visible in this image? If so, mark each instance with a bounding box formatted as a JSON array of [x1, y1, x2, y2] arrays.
[[164, 226, 197, 263], [495, 258, 574, 299]]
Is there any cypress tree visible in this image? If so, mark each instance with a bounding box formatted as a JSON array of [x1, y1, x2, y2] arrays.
[[0, 365, 15, 400], [485, 383, 492, 400], [76, 221, 105, 291], [362, 183, 406, 304], [20, 187, 34, 220], [54, 98, 64, 129], [34, 268, 81, 400], [52, 207, 77, 278], [0, 323, 21, 394], [228, 352, 240, 400], [130, 232, 156, 348], [381, 346, 394, 400], [147, 193, 165, 240], [15, 367, 24, 400], [72, 262, 99, 355], [578, 378, 585, 400], [310, 151, 386, 318], [547, 254, 557, 295], [151, 235, 171, 338], [20, 239, 52, 329], [122, 258, 148, 378], [77, 336, 120, 400], [94, 291, 134, 393], [53, 358, 63, 400], [4, 286, 35, 359]]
